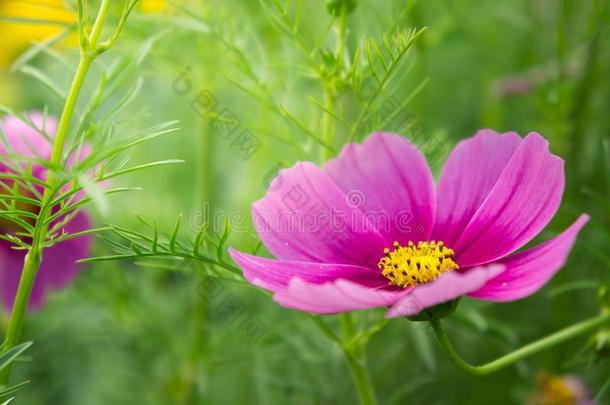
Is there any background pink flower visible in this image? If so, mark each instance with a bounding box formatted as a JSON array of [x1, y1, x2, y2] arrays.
[[230, 131, 588, 317], [0, 113, 92, 311]]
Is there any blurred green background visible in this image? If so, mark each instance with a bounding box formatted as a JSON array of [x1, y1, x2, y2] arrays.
[[1, 0, 609, 403]]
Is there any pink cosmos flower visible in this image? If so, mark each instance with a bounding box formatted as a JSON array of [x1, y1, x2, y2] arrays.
[[229, 131, 589, 317], [0, 113, 92, 311]]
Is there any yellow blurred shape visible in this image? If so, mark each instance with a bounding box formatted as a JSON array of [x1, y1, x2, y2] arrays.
[[0, 0, 74, 67], [140, 0, 167, 13], [0, 0, 168, 68]]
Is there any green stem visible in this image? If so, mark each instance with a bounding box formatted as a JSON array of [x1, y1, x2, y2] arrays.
[[49, 57, 92, 166], [321, 1, 349, 162], [341, 312, 356, 340], [50, 0, 109, 166], [336, 1, 348, 69], [0, 0, 112, 386], [321, 87, 335, 162], [342, 347, 377, 405], [180, 68, 214, 405], [88, 0, 111, 47], [340, 314, 377, 405], [430, 312, 610, 376], [0, 251, 40, 353], [310, 315, 377, 404]]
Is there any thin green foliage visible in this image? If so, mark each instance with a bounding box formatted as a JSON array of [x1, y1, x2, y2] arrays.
[[81, 215, 242, 278]]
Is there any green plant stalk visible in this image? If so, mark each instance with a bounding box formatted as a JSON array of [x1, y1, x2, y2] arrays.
[[342, 347, 377, 405], [321, 87, 336, 162], [431, 311, 610, 376], [336, 1, 349, 70], [344, 351, 377, 405], [180, 67, 214, 405], [340, 314, 377, 405], [318, 9, 378, 400], [0, 0, 112, 386], [310, 314, 377, 404], [321, 2, 349, 162]]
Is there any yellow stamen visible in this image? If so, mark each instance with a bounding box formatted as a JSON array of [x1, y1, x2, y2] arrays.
[[378, 240, 459, 288]]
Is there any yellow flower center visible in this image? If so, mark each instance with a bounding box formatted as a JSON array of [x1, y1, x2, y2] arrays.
[[378, 241, 459, 288]]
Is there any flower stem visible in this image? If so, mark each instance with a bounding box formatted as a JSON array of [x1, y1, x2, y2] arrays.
[[321, 1, 349, 162], [0, 250, 40, 354], [339, 314, 377, 405], [310, 315, 377, 404], [342, 347, 377, 405], [430, 312, 610, 376], [321, 87, 336, 162], [180, 67, 214, 404], [0, 0, 112, 386], [336, 1, 349, 70], [49, 57, 92, 166]]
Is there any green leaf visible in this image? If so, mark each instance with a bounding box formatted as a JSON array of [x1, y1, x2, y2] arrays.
[[0, 342, 32, 372], [17, 65, 67, 99], [0, 381, 30, 398], [169, 214, 182, 254]]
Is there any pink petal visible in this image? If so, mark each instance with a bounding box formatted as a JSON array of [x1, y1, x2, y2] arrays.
[[0, 113, 56, 159], [0, 211, 92, 311], [433, 129, 521, 247], [468, 214, 589, 302], [229, 248, 386, 291], [253, 162, 389, 267], [273, 278, 408, 314], [0, 113, 94, 312], [386, 264, 505, 317], [325, 132, 436, 244], [443, 132, 565, 266]]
